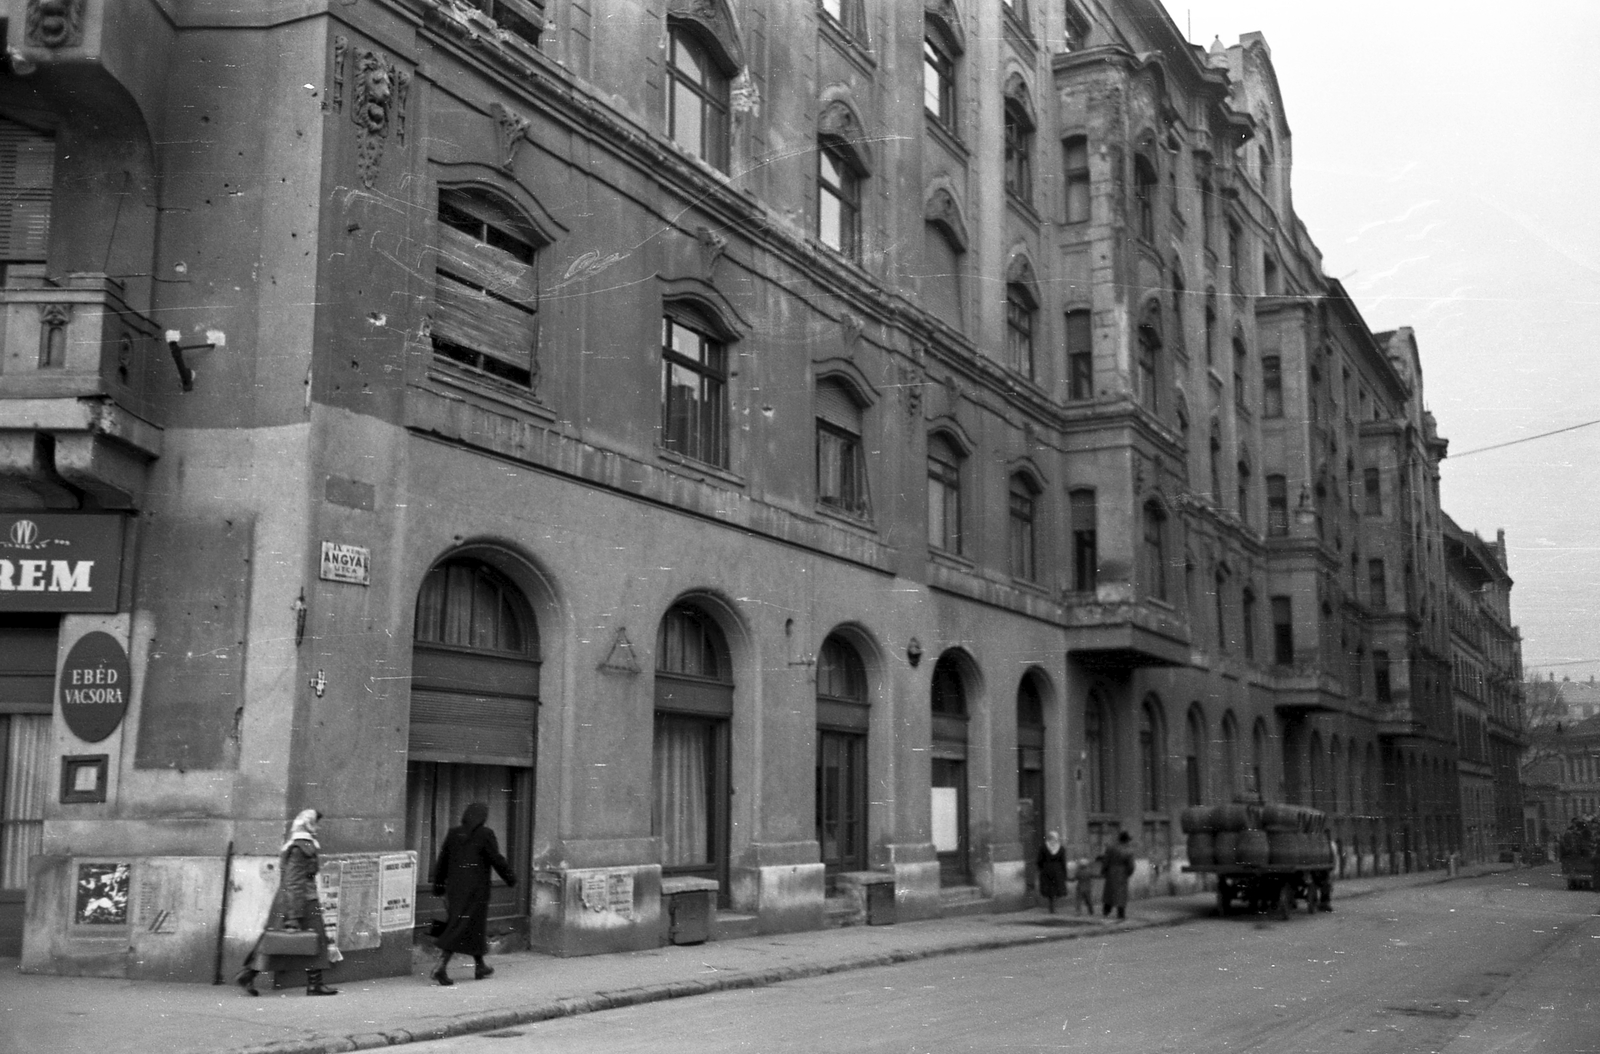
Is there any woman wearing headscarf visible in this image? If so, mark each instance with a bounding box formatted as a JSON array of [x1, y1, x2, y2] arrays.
[[235, 808, 340, 996], [430, 802, 517, 986], [1035, 830, 1069, 913]]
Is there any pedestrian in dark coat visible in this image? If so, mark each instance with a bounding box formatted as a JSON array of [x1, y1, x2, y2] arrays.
[[235, 808, 341, 996], [431, 802, 517, 986], [1099, 831, 1135, 920], [1035, 830, 1069, 913]]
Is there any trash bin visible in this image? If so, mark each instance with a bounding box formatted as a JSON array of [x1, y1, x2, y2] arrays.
[[660, 877, 718, 945], [864, 877, 897, 926]]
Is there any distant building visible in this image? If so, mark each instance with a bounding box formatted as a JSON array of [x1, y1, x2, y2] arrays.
[[1523, 715, 1600, 852], [1443, 517, 1526, 861]]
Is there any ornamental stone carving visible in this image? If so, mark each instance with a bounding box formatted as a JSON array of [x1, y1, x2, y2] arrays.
[[353, 49, 399, 188], [25, 0, 83, 49]]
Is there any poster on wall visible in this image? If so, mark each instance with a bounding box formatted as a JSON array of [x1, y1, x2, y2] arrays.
[[379, 853, 417, 931], [73, 862, 131, 928], [316, 855, 382, 951]]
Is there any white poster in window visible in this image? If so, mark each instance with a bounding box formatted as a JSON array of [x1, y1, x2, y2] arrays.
[[931, 787, 960, 852], [379, 853, 417, 931]]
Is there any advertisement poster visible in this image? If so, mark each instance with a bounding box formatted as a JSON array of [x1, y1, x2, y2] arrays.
[[329, 855, 382, 950], [379, 853, 417, 931]]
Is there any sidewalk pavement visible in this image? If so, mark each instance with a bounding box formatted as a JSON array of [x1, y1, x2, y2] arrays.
[[0, 862, 1517, 1054]]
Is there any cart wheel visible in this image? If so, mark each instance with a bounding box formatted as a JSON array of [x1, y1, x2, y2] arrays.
[[1276, 879, 1292, 921]]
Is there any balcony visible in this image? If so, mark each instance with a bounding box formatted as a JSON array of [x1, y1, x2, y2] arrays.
[[0, 273, 161, 508], [1063, 585, 1189, 668]]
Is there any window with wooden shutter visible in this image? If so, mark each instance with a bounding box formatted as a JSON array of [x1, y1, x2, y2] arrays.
[[815, 378, 870, 519], [432, 191, 540, 387], [0, 119, 53, 273]]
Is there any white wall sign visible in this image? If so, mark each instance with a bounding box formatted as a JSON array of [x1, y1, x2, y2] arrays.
[[319, 542, 370, 585], [931, 787, 960, 852]]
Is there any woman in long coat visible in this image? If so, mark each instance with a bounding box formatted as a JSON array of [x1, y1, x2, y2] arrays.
[[1035, 830, 1069, 913], [1099, 830, 1135, 920], [235, 809, 340, 996], [431, 802, 517, 986]]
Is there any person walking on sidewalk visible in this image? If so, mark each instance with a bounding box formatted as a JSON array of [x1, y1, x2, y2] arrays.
[[431, 802, 517, 986], [235, 808, 341, 997], [1099, 831, 1135, 921], [1036, 830, 1068, 913]]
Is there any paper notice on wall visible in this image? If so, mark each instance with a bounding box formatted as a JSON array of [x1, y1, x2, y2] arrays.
[[379, 853, 417, 931], [332, 855, 382, 950], [931, 787, 960, 852], [607, 871, 634, 917], [316, 859, 341, 934]]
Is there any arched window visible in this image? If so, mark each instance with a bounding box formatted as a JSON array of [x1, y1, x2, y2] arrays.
[[1065, 308, 1093, 399], [666, 22, 731, 169], [433, 189, 542, 388], [1063, 135, 1090, 223], [1008, 473, 1039, 582], [1005, 281, 1037, 379], [1208, 429, 1222, 504], [1185, 704, 1207, 807], [408, 559, 540, 928], [1266, 473, 1289, 536], [1330, 736, 1344, 815], [1262, 354, 1283, 417], [816, 634, 868, 878], [655, 604, 734, 897], [815, 377, 871, 518], [1237, 458, 1252, 526], [1204, 291, 1217, 366], [1251, 718, 1269, 799], [818, 141, 863, 259], [1003, 97, 1034, 204], [923, 18, 960, 131], [1140, 696, 1165, 812], [927, 433, 963, 554]]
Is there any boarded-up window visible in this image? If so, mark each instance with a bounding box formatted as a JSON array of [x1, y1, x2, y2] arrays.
[[0, 119, 53, 265], [433, 191, 540, 387]]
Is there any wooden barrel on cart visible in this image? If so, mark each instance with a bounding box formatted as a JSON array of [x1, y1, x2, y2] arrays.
[[1213, 830, 1240, 866], [1187, 830, 1215, 865], [1237, 829, 1271, 866], [1181, 806, 1216, 834]]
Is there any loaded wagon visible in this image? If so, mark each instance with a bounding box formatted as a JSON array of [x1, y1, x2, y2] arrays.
[[1558, 818, 1597, 891], [1182, 802, 1334, 921]]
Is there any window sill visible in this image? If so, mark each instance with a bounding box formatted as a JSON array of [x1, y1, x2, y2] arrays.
[[1005, 194, 1041, 227], [816, 502, 876, 532], [656, 446, 746, 488], [929, 547, 974, 571], [424, 362, 556, 423], [924, 115, 969, 159]]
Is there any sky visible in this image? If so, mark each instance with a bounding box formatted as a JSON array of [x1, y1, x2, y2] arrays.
[[1165, 0, 1600, 680]]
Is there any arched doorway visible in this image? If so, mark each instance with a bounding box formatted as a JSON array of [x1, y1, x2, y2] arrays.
[[816, 633, 868, 883], [930, 652, 970, 886], [654, 603, 733, 902], [1016, 672, 1046, 891], [407, 558, 540, 939]]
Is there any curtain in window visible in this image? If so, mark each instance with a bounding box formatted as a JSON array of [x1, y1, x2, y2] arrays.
[[654, 716, 710, 867], [404, 761, 516, 874], [0, 715, 50, 890]]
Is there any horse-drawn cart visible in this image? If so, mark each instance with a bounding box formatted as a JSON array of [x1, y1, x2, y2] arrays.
[[1182, 802, 1335, 920], [1184, 861, 1333, 920]]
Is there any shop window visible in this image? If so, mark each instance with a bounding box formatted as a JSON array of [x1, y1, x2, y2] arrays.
[[815, 377, 871, 519], [1063, 136, 1090, 224], [660, 309, 729, 468], [432, 190, 541, 388], [816, 634, 868, 879], [926, 433, 963, 554], [666, 23, 730, 169], [655, 605, 733, 898]]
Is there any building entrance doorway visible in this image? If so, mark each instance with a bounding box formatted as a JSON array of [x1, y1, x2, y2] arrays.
[[0, 615, 57, 957], [931, 653, 970, 886]]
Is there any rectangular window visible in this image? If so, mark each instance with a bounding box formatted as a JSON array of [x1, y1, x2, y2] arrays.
[[818, 147, 861, 259], [666, 27, 730, 169], [1266, 475, 1288, 536], [927, 451, 961, 554], [1070, 489, 1097, 593], [1227, 218, 1243, 293], [1364, 467, 1382, 515], [1271, 596, 1293, 666], [817, 425, 869, 518], [1063, 138, 1090, 224], [661, 315, 728, 467], [1143, 507, 1167, 601], [1008, 481, 1036, 582], [1262, 356, 1282, 417], [1066, 310, 1093, 400], [1005, 289, 1035, 379], [433, 195, 539, 387], [1004, 106, 1033, 204], [1373, 650, 1392, 704], [1242, 590, 1256, 660], [1214, 573, 1228, 652], [1368, 559, 1387, 609], [924, 34, 956, 130]]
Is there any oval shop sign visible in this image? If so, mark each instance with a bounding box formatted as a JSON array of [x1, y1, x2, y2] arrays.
[[59, 631, 132, 743]]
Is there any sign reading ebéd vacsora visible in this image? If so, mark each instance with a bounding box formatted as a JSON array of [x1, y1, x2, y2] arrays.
[[59, 631, 132, 743], [0, 513, 124, 613]]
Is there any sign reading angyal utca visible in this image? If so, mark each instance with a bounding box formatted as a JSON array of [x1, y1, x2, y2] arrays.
[[319, 541, 370, 585]]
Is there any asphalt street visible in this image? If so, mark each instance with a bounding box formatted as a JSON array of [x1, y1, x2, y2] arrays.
[[396, 869, 1600, 1054]]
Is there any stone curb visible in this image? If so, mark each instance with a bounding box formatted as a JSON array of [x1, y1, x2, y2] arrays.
[[225, 865, 1513, 1054]]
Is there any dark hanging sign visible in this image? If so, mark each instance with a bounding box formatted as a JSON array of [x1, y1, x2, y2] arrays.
[[0, 513, 124, 612], [59, 632, 132, 743]]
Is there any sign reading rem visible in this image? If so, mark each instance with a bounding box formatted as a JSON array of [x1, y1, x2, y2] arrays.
[[0, 514, 125, 612]]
